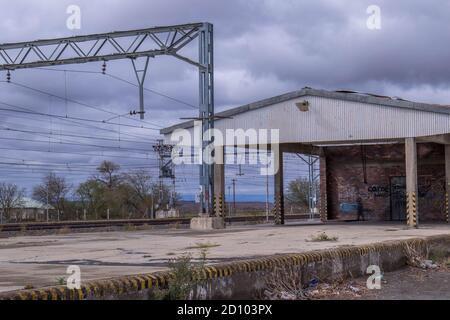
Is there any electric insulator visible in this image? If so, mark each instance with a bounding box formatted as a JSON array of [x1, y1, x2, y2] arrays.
[[6, 70, 11, 83], [102, 61, 106, 74]]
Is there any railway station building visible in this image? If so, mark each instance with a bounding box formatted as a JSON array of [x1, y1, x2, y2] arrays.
[[161, 88, 450, 228]]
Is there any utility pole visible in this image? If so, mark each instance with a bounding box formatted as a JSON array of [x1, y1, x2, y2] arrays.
[[266, 164, 270, 222], [297, 154, 319, 219], [232, 178, 236, 216], [46, 183, 49, 222], [170, 177, 176, 209], [228, 185, 232, 218], [233, 164, 244, 216], [153, 140, 175, 211]]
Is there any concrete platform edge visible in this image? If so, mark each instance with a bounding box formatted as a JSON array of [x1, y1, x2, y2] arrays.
[[1, 234, 449, 300]]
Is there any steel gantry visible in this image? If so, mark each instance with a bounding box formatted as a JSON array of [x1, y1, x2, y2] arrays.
[[0, 22, 215, 214], [297, 154, 320, 219]]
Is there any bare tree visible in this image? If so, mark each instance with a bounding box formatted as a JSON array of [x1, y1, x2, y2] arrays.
[[0, 183, 25, 223], [33, 173, 71, 220], [285, 178, 310, 211], [122, 170, 153, 218], [96, 161, 121, 189], [75, 179, 106, 220]]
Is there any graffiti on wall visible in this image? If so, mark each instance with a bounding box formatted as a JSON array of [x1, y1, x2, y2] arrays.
[[367, 185, 389, 198]]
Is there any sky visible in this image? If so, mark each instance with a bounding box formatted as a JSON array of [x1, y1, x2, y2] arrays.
[[0, 0, 449, 201]]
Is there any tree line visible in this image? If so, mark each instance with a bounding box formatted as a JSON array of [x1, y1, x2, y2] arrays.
[[0, 161, 179, 223]]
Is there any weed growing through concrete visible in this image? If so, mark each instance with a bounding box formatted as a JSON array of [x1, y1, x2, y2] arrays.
[[56, 276, 67, 286], [307, 232, 338, 242], [154, 248, 209, 300]]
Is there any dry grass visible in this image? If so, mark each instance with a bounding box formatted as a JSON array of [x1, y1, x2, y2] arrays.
[[170, 221, 181, 229], [124, 224, 136, 232], [57, 226, 71, 235], [263, 266, 306, 300], [306, 232, 338, 242]]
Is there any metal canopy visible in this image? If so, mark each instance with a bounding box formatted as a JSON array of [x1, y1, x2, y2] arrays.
[[0, 22, 215, 215]]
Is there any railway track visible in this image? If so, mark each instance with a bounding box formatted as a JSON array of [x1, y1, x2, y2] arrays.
[[0, 214, 309, 233]]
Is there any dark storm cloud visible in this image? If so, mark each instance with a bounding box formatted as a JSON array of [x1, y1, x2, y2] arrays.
[[1, 0, 450, 196]]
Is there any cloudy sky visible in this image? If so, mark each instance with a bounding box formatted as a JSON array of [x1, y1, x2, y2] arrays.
[[0, 0, 449, 201]]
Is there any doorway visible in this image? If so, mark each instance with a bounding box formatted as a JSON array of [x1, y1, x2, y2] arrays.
[[390, 176, 406, 221]]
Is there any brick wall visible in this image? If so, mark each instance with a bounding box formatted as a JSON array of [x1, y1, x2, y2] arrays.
[[321, 143, 446, 222]]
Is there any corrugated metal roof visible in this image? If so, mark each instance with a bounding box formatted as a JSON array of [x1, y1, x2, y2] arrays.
[[161, 87, 450, 134]]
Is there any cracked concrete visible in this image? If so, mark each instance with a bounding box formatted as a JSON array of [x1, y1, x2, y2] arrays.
[[0, 221, 448, 292]]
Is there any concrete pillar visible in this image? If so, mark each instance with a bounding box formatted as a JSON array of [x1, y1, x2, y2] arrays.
[[405, 138, 418, 228], [213, 146, 225, 217], [445, 145, 450, 223], [273, 146, 284, 225], [319, 152, 328, 222], [190, 146, 225, 230]]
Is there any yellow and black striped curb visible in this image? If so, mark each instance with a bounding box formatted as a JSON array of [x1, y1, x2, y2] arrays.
[[1, 234, 449, 300]]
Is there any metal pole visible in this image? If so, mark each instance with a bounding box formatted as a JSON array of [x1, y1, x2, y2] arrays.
[[228, 185, 232, 218], [266, 163, 270, 222], [107, 208, 110, 220], [131, 56, 150, 120], [83, 209, 87, 221], [46, 184, 49, 222], [172, 177, 176, 209], [232, 178, 236, 216], [198, 23, 214, 216], [308, 155, 313, 219]]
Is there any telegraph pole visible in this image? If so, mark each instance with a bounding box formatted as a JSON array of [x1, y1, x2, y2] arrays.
[[228, 185, 232, 218], [153, 140, 175, 211], [46, 184, 49, 222], [266, 164, 270, 222], [234, 165, 244, 216], [232, 178, 236, 216]]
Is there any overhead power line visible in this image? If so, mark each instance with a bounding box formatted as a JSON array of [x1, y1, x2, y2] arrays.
[[0, 101, 160, 130], [29, 67, 198, 110], [0, 126, 159, 144], [0, 136, 154, 154], [5, 80, 165, 128]]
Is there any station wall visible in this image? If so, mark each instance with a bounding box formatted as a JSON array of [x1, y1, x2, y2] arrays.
[[321, 143, 446, 222]]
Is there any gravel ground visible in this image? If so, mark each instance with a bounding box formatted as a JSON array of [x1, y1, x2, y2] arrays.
[[312, 266, 450, 300]]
